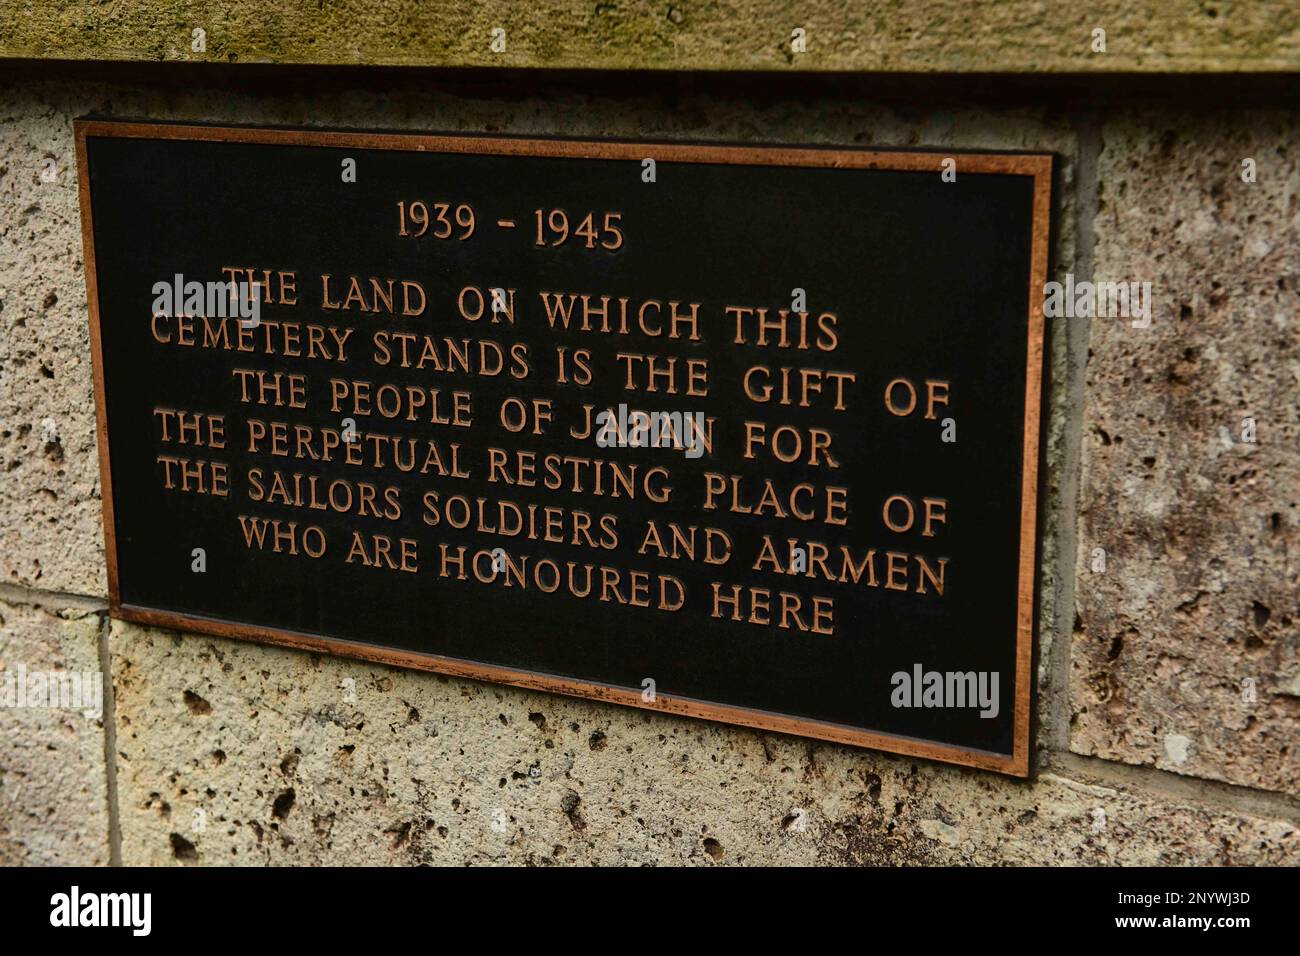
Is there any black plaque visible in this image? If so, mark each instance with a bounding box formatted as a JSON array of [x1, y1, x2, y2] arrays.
[[77, 120, 1050, 775]]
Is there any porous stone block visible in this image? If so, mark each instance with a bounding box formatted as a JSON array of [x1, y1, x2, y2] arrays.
[[0, 597, 110, 865], [1072, 109, 1299, 793], [111, 621, 1297, 865]]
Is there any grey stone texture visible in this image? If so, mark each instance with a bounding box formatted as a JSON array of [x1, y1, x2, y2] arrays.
[[112, 620, 1297, 866], [0, 596, 110, 864], [0, 101, 104, 595], [0, 0, 1296, 72], [1071, 110, 1300, 795]]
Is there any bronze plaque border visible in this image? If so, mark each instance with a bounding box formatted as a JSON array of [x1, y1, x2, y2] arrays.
[[75, 119, 1051, 777]]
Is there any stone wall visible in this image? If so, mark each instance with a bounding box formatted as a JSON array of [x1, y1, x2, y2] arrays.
[[2, 0, 1297, 71], [0, 66, 1296, 865]]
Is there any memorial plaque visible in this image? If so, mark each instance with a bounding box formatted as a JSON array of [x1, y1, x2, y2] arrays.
[[76, 120, 1050, 775]]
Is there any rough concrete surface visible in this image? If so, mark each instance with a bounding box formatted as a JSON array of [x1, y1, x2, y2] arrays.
[[112, 621, 1297, 866], [1073, 109, 1300, 794], [0, 100, 104, 596], [0, 597, 110, 864], [0, 1, 1297, 72]]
